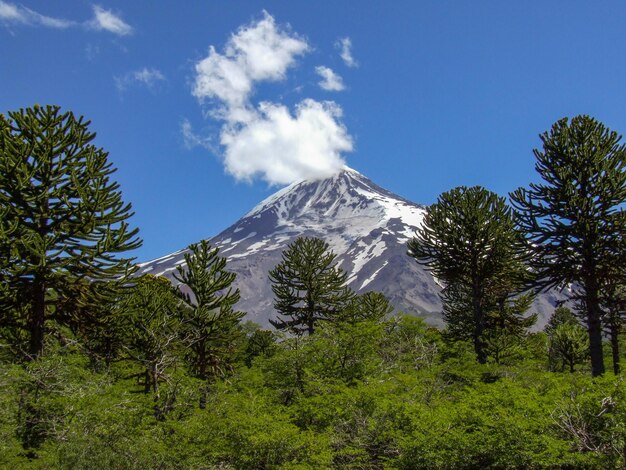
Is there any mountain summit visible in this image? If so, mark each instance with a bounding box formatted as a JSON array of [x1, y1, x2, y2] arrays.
[[138, 167, 445, 326], [137, 167, 560, 327]]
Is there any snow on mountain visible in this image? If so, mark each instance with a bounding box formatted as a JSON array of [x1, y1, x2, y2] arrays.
[[137, 167, 561, 328]]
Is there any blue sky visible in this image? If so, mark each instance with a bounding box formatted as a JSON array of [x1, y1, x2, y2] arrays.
[[2, 1, 626, 262]]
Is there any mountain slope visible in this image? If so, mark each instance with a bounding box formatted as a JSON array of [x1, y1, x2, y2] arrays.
[[137, 167, 561, 327]]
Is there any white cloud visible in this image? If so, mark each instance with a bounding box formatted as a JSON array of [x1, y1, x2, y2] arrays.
[[89, 5, 133, 35], [191, 12, 354, 186], [0, 2, 133, 35], [315, 66, 345, 91], [221, 100, 352, 185], [0, 1, 22, 22], [181, 119, 215, 151], [133, 68, 165, 87], [193, 11, 309, 116], [115, 67, 166, 92], [0, 1, 74, 28], [336, 37, 358, 68], [85, 43, 99, 61], [32, 11, 72, 28]]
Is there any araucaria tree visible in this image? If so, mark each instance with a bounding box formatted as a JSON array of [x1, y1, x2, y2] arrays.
[[602, 283, 625, 375], [408, 186, 532, 364], [511, 115, 626, 377], [0, 105, 141, 358], [545, 306, 589, 373], [174, 241, 244, 389], [269, 236, 354, 335], [122, 275, 182, 395]]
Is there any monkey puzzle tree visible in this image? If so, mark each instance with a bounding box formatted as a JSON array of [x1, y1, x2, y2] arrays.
[[600, 233, 626, 375], [545, 306, 589, 372], [483, 293, 537, 364], [601, 282, 625, 375], [0, 105, 141, 358], [174, 240, 244, 391], [269, 236, 354, 335], [121, 275, 182, 395], [510, 115, 626, 377], [408, 186, 532, 363]]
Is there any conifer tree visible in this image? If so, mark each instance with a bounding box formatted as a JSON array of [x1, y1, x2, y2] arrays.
[[0, 105, 141, 358], [511, 115, 626, 376], [551, 323, 590, 373], [545, 306, 589, 372], [408, 186, 532, 363], [244, 327, 277, 367], [269, 236, 354, 335], [174, 240, 244, 404], [121, 275, 182, 394], [484, 293, 537, 364], [602, 283, 625, 375]]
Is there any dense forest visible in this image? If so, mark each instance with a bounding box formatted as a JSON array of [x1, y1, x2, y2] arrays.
[[0, 106, 624, 468]]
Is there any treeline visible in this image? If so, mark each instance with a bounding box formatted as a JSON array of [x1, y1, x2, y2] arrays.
[[0, 105, 624, 468]]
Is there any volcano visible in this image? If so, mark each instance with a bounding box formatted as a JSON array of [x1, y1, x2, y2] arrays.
[[137, 167, 561, 327]]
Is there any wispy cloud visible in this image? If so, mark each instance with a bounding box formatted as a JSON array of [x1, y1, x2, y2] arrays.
[[0, 2, 133, 36], [181, 119, 215, 151], [115, 67, 166, 92], [336, 37, 358, 68], [84, 43, 99, 61], [0, 1, 74, 29], [191, 11, 353, 186], [315, 66, 345, 91], [0, 1, 22, 22], [89, 5, 132, 36]]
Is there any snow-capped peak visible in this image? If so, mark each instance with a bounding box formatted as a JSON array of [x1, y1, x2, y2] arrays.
[[138, 166, 564, 329], [137, 167, 440, 326], [244, 166, 424, 227]]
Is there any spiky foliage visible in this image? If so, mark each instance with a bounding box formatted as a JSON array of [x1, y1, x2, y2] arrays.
[[120, 275, 182, 395], [0, 204, 17, 310], [510, 115, 626, 376], [339, 291, 393, 325], [244, 327, 277, 367], [545, 306, 588, 372], [174, 240, 244, 390], [408, 186, 532, 363], [550, 324, 590, 373], [484, 293, 537, 364], [0, 105, 141, 358], [269, 236, 354, 336], [545, 306, 580, 337]]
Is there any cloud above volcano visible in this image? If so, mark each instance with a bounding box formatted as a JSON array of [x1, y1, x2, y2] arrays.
[[191, 11, 353, 185]]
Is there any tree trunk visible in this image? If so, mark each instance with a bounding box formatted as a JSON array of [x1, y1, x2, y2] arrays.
[[29, 279, 46, 359], [586, 286, 605, 377]]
